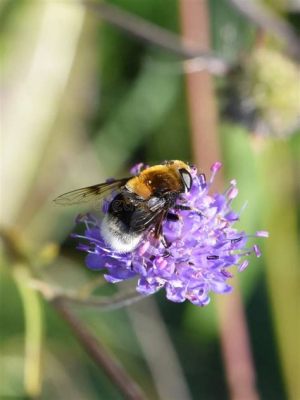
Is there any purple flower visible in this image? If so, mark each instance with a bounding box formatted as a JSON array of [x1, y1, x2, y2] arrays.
[[73, 162, 268, 306]]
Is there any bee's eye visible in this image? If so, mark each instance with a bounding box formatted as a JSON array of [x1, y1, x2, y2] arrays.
[[179, 169, 192, 191]]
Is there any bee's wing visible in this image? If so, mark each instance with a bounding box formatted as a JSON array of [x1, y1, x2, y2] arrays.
[[53, 178, 130, 206], [130, 197, 167, 233]]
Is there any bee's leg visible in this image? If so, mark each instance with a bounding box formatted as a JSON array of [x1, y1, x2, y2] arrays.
[[154, 211, 166, 239], [162, 251, 171, 258], [174, 204, 192, 211], [154, 211, 171, 248], [174, 204, 203, 217], [166, 212, 180, 222], [160, 234, 171, 248]]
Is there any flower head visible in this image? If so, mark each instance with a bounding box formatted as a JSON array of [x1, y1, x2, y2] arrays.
[[73, 162, 268, 306]]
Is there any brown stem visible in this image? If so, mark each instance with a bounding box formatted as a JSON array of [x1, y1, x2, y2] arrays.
[[216, 290, 259, 400], [52, 297, 147, 400], [179, 0, 223, 189], [179, 1, 259, 399]]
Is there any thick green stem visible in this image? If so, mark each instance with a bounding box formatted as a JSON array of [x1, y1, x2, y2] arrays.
[[258, 141, 300, 400], [14, 265, 43, 398]]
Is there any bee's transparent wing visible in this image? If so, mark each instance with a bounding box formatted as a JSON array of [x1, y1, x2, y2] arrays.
[[130, 197, 167, 233], [53, 178, 130, 206]]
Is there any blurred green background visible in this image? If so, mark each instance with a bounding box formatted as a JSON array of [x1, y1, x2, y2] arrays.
[[1, 1, 299, 399]]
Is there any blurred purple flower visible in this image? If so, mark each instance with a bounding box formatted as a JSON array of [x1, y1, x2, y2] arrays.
[[73, 162, 268, 306]]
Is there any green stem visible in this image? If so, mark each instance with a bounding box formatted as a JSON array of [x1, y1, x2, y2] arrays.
[[258, 140, 300, 400], [30, 278, 148, 311], [14, 265, 43, 399]]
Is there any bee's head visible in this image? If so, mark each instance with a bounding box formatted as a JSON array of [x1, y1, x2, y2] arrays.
[[165, 160, 193, 192], [178, 168, 192, 192]]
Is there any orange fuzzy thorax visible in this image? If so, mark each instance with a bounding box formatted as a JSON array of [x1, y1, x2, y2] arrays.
[[125, 161, 191, 199]]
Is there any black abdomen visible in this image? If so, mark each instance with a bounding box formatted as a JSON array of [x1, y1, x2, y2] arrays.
[[108, 193, 137, 234]]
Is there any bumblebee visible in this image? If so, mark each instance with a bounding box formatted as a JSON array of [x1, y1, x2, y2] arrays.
[[54, 160, 194, 252]]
